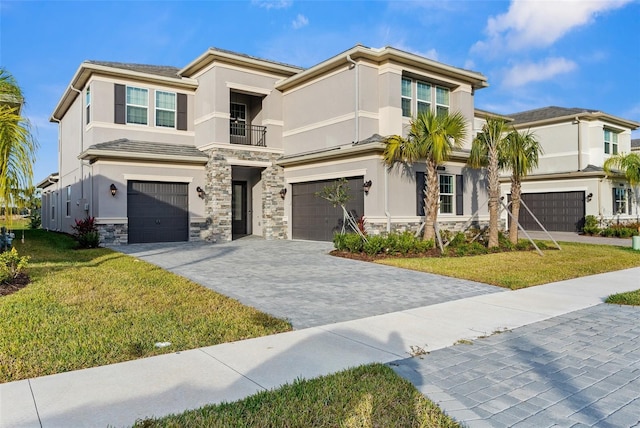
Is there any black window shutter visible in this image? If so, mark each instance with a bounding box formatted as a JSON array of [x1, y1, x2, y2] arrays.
[[177, 93, 187, 130], [612, 188, 617, 214], [114, 84, 126, 124], [416, 172, 426, 216], [455, 174, 464, 216]]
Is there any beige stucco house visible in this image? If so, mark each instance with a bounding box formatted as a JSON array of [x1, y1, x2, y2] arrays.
[[500, 107, 639, 231], [40, 45, 498, 244]]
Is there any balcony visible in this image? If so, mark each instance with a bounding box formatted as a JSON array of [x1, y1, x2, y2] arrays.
[[230, 123, 267, 147]]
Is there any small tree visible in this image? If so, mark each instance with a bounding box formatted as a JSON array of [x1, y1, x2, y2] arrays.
[[604, 153, 640, 214]]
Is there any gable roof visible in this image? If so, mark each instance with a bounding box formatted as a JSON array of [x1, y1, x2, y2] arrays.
[[474, 108, 513, 122], [79, 139, 208, 164], [85, 61, 181, 78], [276, 44, 488, 92], [508, 106, 639, 130]]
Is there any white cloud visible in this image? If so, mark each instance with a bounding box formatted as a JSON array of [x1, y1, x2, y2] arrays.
[[292, 14, 308, 29], [474, 0, 631, 53], [251, 0, 292, 10], [502, 57, 577, 87]]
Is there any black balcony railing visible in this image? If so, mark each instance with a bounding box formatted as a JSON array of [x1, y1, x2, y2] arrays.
[[230, 123, 267, 147]]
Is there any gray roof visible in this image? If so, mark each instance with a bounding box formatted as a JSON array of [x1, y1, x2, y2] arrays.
[[508, 106, 599, 125], [86, 60, 181, 78], [208, 47, 304, 71], [353, 133, 385, 146], [86, 139, 208, 159], [632, 139, 640, 149], [581, 164, 604, 172]]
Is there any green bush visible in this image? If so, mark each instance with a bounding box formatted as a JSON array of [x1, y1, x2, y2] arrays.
[[0, 248, 29, 284], [453, 242, 487, 257], [363, 235, 385, 256], [583, 215, 600, 235], [343, 233, 364, 253], [333, 233, 347, 251], [28, 210, 41, 229], [77, 231, 100, 249], [72, 217, 100, 248]]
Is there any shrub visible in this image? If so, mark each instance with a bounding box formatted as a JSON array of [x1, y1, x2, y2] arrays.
[[72, 216, 100, 248], [333, 233, 348, 251], [448, 232, 467, 247], [343, 233, 364, 253], [0, 248, 29, 284], [356, 215, 367, 236], [363, 235, 385, 256], [583, 215, 600, 235], [28, 210, 41, 229], [452, 242, 487, 257]]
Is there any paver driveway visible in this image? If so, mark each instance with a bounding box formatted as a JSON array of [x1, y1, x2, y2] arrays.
[[116, 237, 502, 328]]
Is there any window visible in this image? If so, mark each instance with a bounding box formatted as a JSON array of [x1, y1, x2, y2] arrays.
[[85, 86, 91, 124], [402, 78, 450, 118], [604, 129, 618, 155], [401, 78, 412, 117], [230, 102, 246, 136], [417, 82, 431, 114], [613, 187, 628, 214], [439, 174, 454, 214], [155, 91, 176, 128], [436, 87, 450, 116], [65, 186, 71, 217], [416, 172, 463, 216], [126, 86, 148, 125]]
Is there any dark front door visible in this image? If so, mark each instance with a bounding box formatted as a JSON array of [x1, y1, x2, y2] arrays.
[[127, 181, 189, 244], [232, 181, 247, 237]]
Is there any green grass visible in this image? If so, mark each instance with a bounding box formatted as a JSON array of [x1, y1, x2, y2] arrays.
[[606, 289, 640, 306], [377, 242, 640, 289], [0, 217, 29, 230], [0, 230, 291, 383], [133, 364, 461, 428]]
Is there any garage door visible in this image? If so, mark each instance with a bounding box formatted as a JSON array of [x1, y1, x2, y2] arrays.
[[292, 177, 364, 241], [517, 191, 585, 232], [127, 181, 189, 243]]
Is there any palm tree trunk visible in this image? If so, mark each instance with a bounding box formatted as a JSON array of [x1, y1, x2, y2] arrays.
[[487, 146, 500, 248], [423, 158, 439, 242], [509, 177, 521, 244]]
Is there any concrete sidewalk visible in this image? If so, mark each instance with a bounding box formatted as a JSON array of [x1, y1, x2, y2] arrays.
[[1, 267, 639, 427]]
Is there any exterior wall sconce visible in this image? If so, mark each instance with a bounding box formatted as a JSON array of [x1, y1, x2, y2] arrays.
[[363, 180, 372, 195], [196, 186, 206, 199], [586, 192, 593, 202], [279, 188, 287, 199], [110, 183, 117, 197]]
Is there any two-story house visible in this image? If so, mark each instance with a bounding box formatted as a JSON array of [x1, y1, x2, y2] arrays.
[[41, 44, 494, 244], [500, 107, 639, 232]]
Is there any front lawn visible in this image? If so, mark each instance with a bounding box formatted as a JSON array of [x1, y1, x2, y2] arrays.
[[134, 364, 461, 428], [606, 289, 640, 306], [0, 230, 291, 383], [377, 242, 640, 289]]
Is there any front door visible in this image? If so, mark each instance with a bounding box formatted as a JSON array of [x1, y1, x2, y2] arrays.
[[232, 181, 247, 237]]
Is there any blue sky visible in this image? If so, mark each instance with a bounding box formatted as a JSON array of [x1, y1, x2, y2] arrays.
[[1, 0, 639, 183]]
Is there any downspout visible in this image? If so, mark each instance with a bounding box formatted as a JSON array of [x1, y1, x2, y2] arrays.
[[346, 55, 359, 143], [574, 117, 582, 171], [385, 166, 391, 233], [50, 116, 62, 231]]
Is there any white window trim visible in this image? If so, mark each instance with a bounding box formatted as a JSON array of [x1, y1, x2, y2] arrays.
[[230, 102, 247, 137], [401, 77, 412, 118], [435, 86, 450, 115], [604, 129, 618, 155], [439, 174, 455, 215], [85, 85, 91, 125], [126, 86, 149, 126], [402, 77, 450, 118], [155, 90, 176, 129]]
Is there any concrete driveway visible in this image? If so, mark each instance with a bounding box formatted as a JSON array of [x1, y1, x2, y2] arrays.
[[116, 237, 502, 329]]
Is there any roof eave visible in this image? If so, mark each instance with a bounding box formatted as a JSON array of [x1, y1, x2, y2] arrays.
[[513, 112, 640, 130], [78, 149, 208, 164], [179, 48, 303, 78]]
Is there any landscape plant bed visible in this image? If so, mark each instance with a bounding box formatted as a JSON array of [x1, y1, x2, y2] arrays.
[[0, 230, 291, 383], [0, 273, 29, 296]]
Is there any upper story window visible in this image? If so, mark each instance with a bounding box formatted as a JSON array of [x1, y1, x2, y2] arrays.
[[402, 77, 450, 118], [65, 186, 71, 217], [85, 86, 91, 125], [126, 86, 148, 125], [604, 129, 618, 155], [155, 91, 176, 128], [230, 102, 247, 137], [401, 78, 412, 117]]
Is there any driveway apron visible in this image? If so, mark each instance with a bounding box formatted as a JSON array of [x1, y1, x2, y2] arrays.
[[115, 237, 503, 329]]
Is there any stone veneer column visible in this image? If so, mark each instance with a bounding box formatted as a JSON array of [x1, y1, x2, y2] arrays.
[[205, 151, 232, 242], [261, 163, 287, 240]]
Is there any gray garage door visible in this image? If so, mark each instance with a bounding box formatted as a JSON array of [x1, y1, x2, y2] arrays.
[[127, 181, 189, 244], [517, 191, 585, 232], [292, 177, 364, 241]]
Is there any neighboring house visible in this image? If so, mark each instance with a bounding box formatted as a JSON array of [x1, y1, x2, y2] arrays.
[[501, 107, 640, 232], [41, 44, 495, 244], [631, 138, 639, 153]]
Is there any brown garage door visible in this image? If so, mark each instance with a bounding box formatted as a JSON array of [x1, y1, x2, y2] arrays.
[[127, 181, 189, 243], [517, 191, 585, 232], [292, 177, 364, 241]]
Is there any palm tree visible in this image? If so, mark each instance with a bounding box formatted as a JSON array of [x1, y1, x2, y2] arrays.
[[468, 118, 510, 248], [604, 152, 640, 214], [383, 109, 467, 242], [0, 68, 38, 224], [502, 129, 542, 244]]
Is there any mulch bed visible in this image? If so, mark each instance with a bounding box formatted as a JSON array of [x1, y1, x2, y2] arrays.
[[330, 248, 443, 262], [0, 273, 30, 297]]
